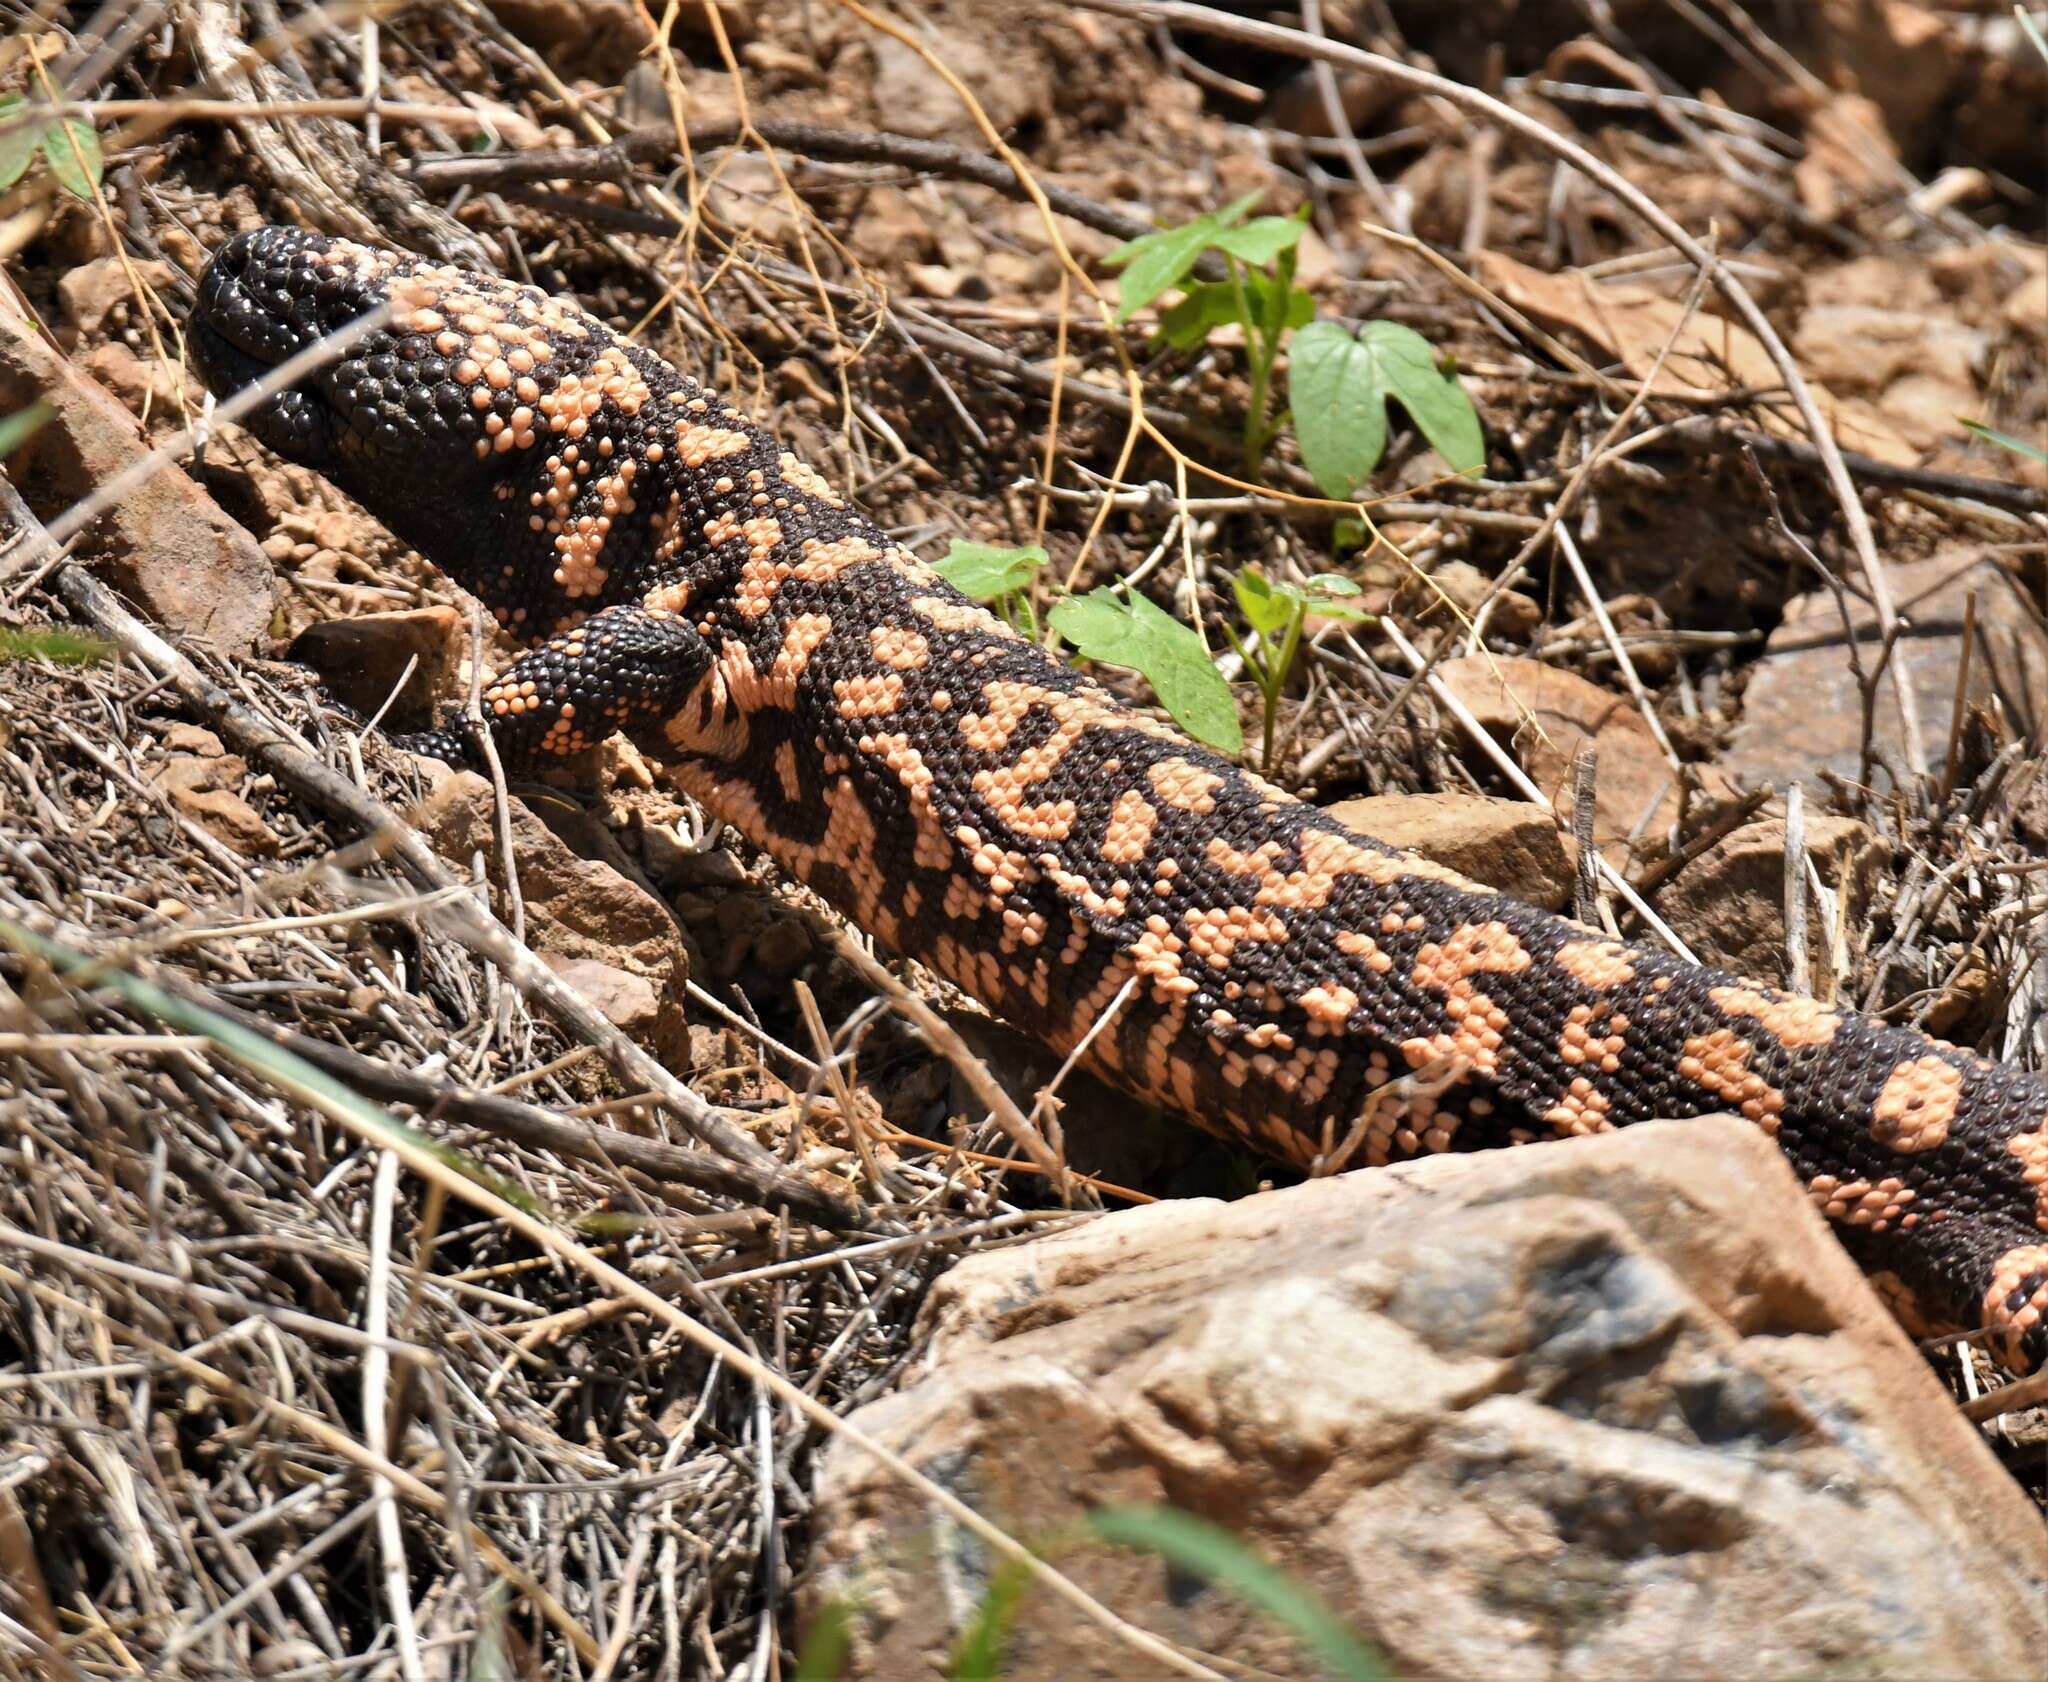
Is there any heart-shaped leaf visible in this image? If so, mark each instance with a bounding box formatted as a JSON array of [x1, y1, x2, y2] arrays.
[[1050, 588, 1242, 755], [1290, 319, 1485, 498], [931, 540, 1047, 601]]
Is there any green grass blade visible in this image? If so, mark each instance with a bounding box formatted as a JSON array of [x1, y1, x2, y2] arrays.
[[794, 1595, 858, 1681], [2018, 4, 2048, 64], [0, 399, 53, 460], [1961, 417, 2048, 465], [949, 1556, 1037, 1681], [1086, 1505, 1389, 1682], [0, 626, 112, 666], [0, 916, 543, 1215]]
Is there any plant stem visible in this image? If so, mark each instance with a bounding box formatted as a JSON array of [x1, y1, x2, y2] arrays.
[[1223, 254, 1273, 481], [1260, 604, 1306, 774]]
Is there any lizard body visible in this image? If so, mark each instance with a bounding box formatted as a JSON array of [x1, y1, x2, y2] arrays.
[[191, 227, 2048, 1372]]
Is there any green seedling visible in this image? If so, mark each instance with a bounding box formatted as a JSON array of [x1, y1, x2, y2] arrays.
[[933, 539, 1243, 754], [1104, 200, 1485, 493], [931, 539, 1048, 638], [1050, 585, 1243, 755], [1104, 193, 1313, 480], [1224, 567, 1375, 773]]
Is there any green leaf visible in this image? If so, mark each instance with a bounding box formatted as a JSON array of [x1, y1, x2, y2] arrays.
[[1233, 566, 1296, 639], [1331, 516, 1368, 554], [1289, 320, 1386, 496], [41, 117, 102, 200], [1961, 417, 2048, 465], [931, 540, 1047, 601], [1049, 588, 1243, 755], [0, 96, 42, 194], [1209, 214, 1304, 266], [1103, 191, 1261, 324], [1300, 571, 1375, 623], [1087, 1506, 1390, 1682], [1235, 568, 1375, 645], [948, 1557, 1036, 1681], [1156, 281, 1246, 351], [0, 399, 53, 460], [1290, 319, 1486, 498]]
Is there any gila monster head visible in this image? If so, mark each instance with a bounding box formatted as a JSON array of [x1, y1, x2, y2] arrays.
[[192, 225, 405, 472], [192, 226, 631, 597]]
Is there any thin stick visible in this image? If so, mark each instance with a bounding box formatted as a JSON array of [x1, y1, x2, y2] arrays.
[[364, 1150, 426, 1682], [1783, 781, 1810, 996], [828, 931, 1074, 1198]]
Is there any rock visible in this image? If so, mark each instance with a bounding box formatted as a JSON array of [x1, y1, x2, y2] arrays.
[[1433, 656, 1685, 854], [1792, 258, 1987, 454], [1474, 250, 1919, 466], [807, 1118, 2048, 1681], [412, 766, 690, 1065], [1402, 559, 1543, 640], [1322, 791, 1576, 910], [149, 754, 281, 857], [542, 955, 665, 1044], [290, 607, 463, 730], [55, 256, 175, 349], [1658, 816, 1890, 986], [1724, 550, 2048, 790], [864, 5, 1056, 141], [0, 288, 274, 653], [76, 342, 197, 430], [483, 0, 751, 80], [1810, 0, 1956, 147]]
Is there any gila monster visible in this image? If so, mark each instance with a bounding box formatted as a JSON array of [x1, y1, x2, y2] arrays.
[[190, 225, 2048, 1374]]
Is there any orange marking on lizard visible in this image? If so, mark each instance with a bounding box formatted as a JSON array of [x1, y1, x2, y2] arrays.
[[1679, 1029, 1785, 1132], [1871, 1054, 1962, 1153]]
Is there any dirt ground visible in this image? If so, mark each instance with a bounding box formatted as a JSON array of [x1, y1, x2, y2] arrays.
[[0, 0, 2045, 1676]]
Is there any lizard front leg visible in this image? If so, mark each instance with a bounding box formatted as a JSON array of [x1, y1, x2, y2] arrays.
[[392, 602, 712, 773]]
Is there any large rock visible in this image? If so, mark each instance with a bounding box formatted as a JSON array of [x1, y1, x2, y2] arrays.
[[806, 1118, 2048, 1681], [0, 287, 274, 653], [1725, 550, 2048, 790]]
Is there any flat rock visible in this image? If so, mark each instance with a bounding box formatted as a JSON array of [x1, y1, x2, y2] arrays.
[[1659, 815, 1890, 986], [0, 288, 274, 653], [1322, 791, 1576, 910], [541, 955, 665, 1047], [413, 766, 689, 1064], [806, 1118, 2048, 1682], [149, 753, 281, 857], [290, 607, 463, 730], [1724, 550, 2048, 790], [1432, 656, 1687, 855]]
